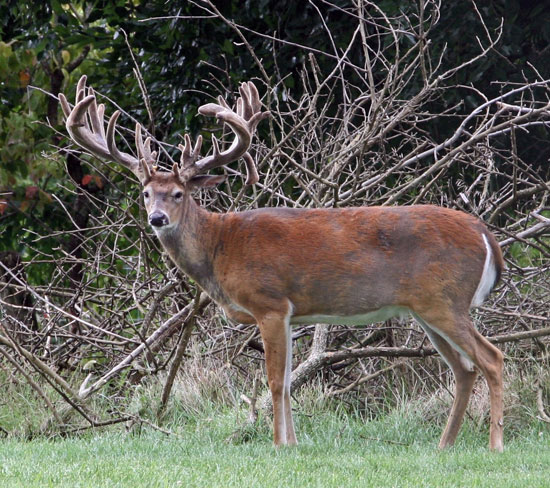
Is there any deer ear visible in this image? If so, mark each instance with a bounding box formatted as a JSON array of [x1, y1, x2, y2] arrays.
[[188, 175, 227, 188]]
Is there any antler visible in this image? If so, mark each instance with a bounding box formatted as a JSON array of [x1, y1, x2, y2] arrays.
[[179, 81, 271, 185], [60, 76, 269, 186], [59, 75, 156, 182]]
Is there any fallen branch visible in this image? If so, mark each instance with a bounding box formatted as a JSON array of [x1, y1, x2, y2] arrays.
[[328, 359, 409, 396]]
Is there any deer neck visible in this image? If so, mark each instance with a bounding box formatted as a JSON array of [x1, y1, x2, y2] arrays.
[[155, 196, 227, 303]]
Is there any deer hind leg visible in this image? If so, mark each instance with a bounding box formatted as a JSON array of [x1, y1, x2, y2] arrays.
[[415, 315, 478, 448], [258, 309, 296, 446], [471, 329, 504, 452], [416, 312, 504, 452]]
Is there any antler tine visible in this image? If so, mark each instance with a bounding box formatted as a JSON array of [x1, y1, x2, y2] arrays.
[[245, 82, 262, 114], [216, 95, 231, 109], [59, 92, 72, 119], [237, 83, 252, 120], [238, 82, 265, 185], [239, 82, 269, 132], [75, 75, 87, 104], [87, 86, 106, 141], [242, 152, 259, 186], [97, 104, 106, 139], [144, 138, 158, 164], [179, 133, 203, 169], [236, 97, 244, 119], [104, 111, 140, 173], [211, 136, 221, 158], [134, 124, 157, 166]]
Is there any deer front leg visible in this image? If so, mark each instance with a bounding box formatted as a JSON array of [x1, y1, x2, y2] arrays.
[[283, 315, 297, 445], [258, 310, 296, 446]]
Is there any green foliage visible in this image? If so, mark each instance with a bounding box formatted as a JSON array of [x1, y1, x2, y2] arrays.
[[508, 241, 546, 269]]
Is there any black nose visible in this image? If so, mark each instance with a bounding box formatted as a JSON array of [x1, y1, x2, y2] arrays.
[[149, 212, 169, 227]]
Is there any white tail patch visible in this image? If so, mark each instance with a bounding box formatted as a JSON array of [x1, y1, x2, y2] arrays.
[[471, 234, 496, 308]]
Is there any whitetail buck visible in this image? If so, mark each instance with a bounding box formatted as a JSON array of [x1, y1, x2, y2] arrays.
[[60, 76, 504, 451]]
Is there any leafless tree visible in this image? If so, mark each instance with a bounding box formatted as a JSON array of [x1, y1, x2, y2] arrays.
[[1, 0, 549, 435]]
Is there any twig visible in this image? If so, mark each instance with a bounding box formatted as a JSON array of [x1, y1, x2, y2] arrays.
[[158, 292, 203, 418], [536, 380, 550, 424]]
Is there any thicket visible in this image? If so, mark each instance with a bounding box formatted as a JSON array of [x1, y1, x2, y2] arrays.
[[0, 0, 549, 438]]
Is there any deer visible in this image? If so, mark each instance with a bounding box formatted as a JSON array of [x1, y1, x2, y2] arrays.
[[59, 75, 505, 452]]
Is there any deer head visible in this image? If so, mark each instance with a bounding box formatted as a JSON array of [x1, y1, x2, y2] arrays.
[[59, 75, 270, 233]]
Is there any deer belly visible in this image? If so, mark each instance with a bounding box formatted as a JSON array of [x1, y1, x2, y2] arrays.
[[290, 305, 410, 326]]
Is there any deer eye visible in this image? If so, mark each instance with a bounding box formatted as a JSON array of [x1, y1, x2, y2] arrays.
[[173, 191, 183, 200], [142, 190, 150, 199]]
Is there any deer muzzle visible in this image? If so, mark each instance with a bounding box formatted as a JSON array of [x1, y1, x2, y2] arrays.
[[149, 211, 169, 228]]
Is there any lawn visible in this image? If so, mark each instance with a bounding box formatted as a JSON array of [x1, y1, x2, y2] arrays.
[[1, 409, 549, 488]]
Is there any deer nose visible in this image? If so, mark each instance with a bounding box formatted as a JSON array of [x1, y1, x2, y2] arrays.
[[149, 212, 169, 228]]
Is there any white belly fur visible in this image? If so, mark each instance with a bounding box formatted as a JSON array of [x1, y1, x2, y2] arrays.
[[290, 306, 410, 326]]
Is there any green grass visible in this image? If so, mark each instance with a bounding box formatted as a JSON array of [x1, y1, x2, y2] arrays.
[[1, 408, 550, 487]]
